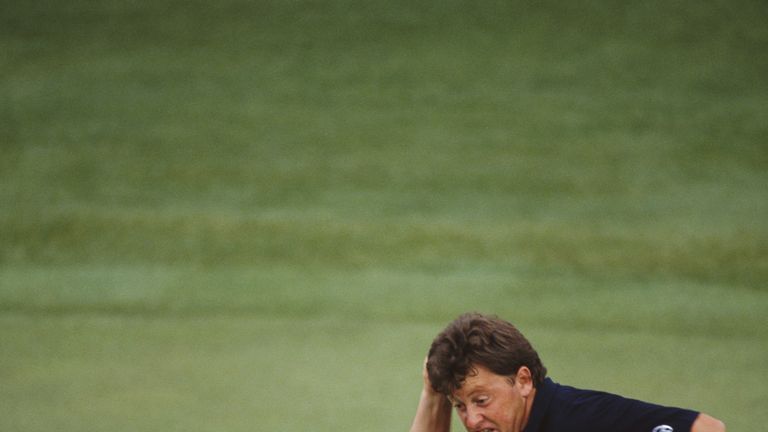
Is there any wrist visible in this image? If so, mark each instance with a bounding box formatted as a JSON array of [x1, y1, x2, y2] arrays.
[[421, 387, 450, 408]]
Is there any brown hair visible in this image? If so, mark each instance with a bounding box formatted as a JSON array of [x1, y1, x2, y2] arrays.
[[426, 312, 547, 396]]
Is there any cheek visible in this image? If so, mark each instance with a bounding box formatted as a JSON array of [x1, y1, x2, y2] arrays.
[[498, 405, 515, 423], [498, 395, 525, 423]]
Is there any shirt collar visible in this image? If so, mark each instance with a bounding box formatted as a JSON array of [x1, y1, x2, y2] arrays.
[[523, 378, 557, 432]]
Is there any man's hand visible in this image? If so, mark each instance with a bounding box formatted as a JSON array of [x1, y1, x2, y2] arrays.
[[409, 357, 452, 432], [691, 413, 725, 432], [420, 357, 435, 393]]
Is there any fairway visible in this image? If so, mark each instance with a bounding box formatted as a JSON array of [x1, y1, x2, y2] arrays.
[[2, 0, 767, 431]]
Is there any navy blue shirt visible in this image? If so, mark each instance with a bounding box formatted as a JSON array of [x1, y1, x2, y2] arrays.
[[523, 378, 699, 432]]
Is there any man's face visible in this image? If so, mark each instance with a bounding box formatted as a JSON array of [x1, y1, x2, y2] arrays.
[[450, 365, 535, 432]]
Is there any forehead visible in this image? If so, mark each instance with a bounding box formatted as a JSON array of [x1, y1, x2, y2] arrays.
[[452, 365, 511, 399]]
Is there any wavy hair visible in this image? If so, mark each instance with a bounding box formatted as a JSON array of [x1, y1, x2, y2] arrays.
[[426, 313, 547, 396]]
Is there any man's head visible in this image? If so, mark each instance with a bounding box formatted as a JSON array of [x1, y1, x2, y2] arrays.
[[426, 312, 547, 397], [425, 313, 547, 432]]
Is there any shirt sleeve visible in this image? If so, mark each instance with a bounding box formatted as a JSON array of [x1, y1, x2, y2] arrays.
[[557, 387, 700, 432]]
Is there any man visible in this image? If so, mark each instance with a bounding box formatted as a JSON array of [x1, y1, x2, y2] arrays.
[[409, 313, 725, 432]]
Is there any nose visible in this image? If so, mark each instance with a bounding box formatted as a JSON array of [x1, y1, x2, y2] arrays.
[[463, 406, 484, 430]]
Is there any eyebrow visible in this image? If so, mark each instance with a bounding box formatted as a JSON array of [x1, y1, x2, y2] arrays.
[[451, 386, 489, 404], [469, 384, 489, 394]]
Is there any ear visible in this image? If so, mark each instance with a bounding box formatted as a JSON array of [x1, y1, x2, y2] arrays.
[[515, 366, 534, 397]]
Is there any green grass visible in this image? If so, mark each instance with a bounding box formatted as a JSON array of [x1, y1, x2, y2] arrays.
[[2, 0, 767, 430]]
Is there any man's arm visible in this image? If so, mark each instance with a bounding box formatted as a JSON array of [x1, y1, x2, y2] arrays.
[[409, 360, 452, 432], [691, 413, 725, 432]]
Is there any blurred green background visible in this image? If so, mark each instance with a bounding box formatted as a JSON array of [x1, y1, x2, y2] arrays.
[[1, 0, 767, 430]]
